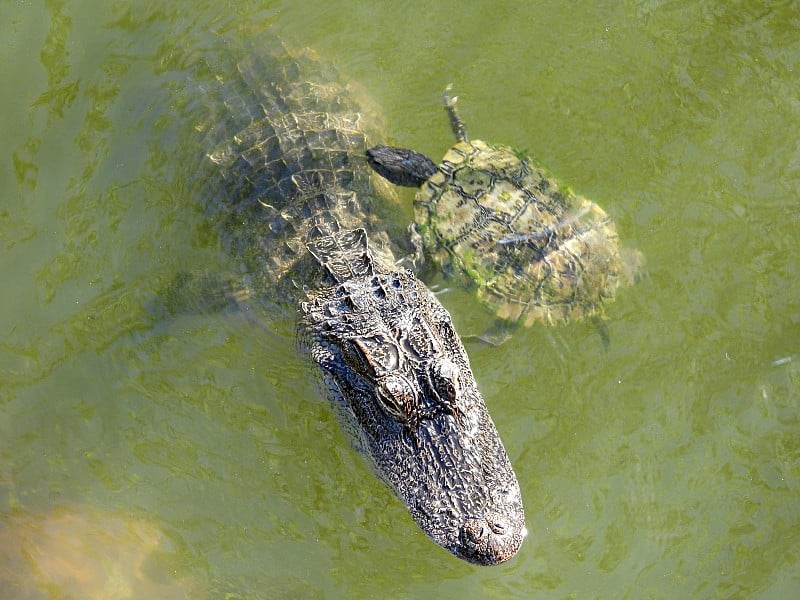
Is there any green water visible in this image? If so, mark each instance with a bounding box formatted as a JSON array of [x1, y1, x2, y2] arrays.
[[1, 1, 798, 598]]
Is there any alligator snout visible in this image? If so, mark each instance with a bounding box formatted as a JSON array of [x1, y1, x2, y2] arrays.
[[459, 513, 528, 566]]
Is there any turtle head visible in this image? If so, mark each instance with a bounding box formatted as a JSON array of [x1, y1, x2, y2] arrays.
[[367, 85, 468, 189], [366, 145, 438, 188]]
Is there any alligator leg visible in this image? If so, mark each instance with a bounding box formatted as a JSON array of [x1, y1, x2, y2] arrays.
[[148, 271, 252, 318]]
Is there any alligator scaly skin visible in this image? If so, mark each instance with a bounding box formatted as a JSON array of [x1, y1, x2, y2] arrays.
[[189, 39, 525, 565]]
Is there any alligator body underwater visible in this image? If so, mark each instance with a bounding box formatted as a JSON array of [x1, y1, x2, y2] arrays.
[[185, 39, 525, 566]]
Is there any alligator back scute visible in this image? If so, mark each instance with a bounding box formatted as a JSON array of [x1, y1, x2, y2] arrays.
[[307, 228, 375, 283], [193, 41, 386, 300]]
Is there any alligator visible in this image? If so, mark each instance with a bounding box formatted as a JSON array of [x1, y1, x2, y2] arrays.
[[186, 39, 525, 565]]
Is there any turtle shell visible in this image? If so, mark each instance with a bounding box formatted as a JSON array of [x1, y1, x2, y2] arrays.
[[414, 140, 641, 326]]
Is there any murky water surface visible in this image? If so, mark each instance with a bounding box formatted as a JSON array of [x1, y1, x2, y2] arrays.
[[1, 1, 798, 598]]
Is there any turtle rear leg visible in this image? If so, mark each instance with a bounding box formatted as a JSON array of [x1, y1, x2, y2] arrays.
[[444, 84, 469, 142]]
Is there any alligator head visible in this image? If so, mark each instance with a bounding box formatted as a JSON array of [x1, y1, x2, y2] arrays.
[[301, 268, 526, 565]]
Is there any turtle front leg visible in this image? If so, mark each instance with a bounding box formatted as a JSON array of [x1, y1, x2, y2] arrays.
[[406, 221, 426, 268]]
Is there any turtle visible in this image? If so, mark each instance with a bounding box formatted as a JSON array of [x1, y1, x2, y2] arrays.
[[366, 86, 643, 329]]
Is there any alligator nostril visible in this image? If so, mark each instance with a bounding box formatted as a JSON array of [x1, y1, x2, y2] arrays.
[[458, 515, 524, 566], [462, 515, 510, 544], [462, 518, 488, 544], [488, 517, 508, 535]]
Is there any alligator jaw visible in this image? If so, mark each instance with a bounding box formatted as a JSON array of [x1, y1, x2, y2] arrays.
[[300, 267, 525, 565], [411, 410, 527, 565]]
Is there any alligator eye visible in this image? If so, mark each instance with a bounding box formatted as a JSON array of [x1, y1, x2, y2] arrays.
[[376, 373, 416, 423], [341, 336, 399, 378], [431, 357, 460, 405], [340, 339, 370, 373]]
